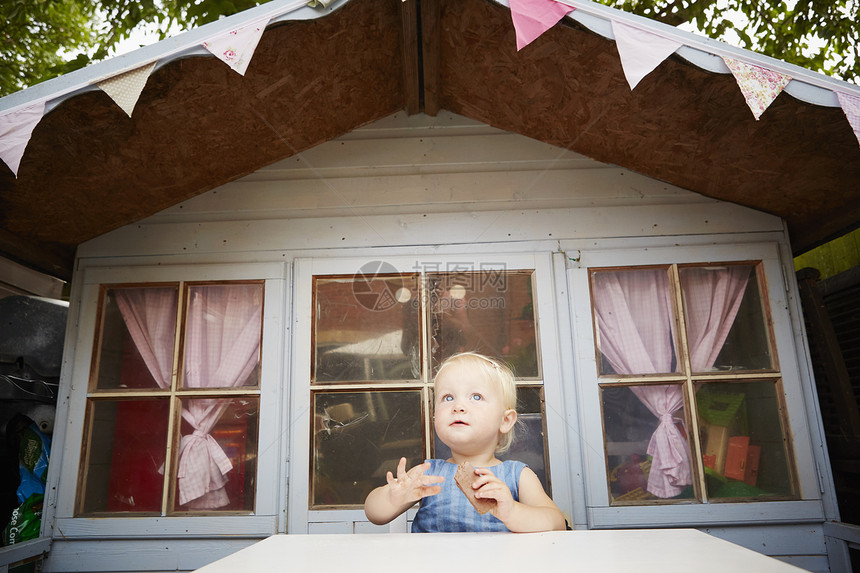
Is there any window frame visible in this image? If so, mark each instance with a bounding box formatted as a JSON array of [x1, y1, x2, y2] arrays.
[[289, 253, 573, 533], [51, 262, 288, 538], [568, 242, 824, 527]]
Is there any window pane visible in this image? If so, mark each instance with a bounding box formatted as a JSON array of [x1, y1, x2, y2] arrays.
[[433, 386, 550, 492], [95, 286, 178, 390], [182, 283, 263, 389], [696, 382, 795, 500], [680, 265, 773, 372], [312, 390, 423, 507], [429, 271, 539, 377], [590, 268, 679, 376], [174, 397, 258, 512], [601, 384, 695, 503], [79, 399, 169, 514], [314, 274, 421, 382]]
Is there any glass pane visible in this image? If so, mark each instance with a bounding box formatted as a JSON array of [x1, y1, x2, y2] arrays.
[[314, 273, 421, 382], [174, 397, 259, 512], [590, 268, 679, 376], [433, 386, 550, 492], [183, 283, 263, 389], [79, 399, 169, 514], [429, 271, 538, 377], [601, 384, 695, 503], [680, 265, 774, 372], [312, 390, 423, 507], [696, 382, 795, 500], [94, 286, 178, 390]]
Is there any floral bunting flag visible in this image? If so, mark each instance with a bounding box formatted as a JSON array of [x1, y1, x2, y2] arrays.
[[723, 57, 792, 120], [202, 16, 269, 75], [0, 100, 46, 177], [835, 91, 860, 146], [509, 0, 575, 51], [97, 62, 157, 117], [611, 20, 682, 90]]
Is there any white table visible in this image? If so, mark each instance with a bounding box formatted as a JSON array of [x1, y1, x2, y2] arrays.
[[194, 529, 806, 572]]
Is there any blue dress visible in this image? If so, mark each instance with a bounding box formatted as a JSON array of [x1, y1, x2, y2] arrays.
[[411, 459, 526, 533]]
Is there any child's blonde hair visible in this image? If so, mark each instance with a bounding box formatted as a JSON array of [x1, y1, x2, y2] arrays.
[[434, 352, 518, 454]]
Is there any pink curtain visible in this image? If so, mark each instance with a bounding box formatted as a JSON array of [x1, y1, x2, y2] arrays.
[[681, 266, 752, 371], [593, 265, 752, 498], [593, 269, 690, 498], [116, 284, 262, 508], [179, 284, 262, 508], [115, 288, 177, 390]]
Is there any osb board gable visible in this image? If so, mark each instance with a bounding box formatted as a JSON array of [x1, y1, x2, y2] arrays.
[[436, 0, 860, 253], [0, 0, 405, 278]]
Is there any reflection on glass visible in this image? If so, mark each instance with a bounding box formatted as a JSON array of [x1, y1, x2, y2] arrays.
[[429, 271, 538, 377], [314, 275, 421, 382], [601, 384, 695, 503], [175, 397, 259, 512], [590, 268, 679, 376], [680, 265, 773, 372], [433, 386, 550, 492], [696, 382, 795, 500], [312, 391, 423, 507], [95, 286, 178, 390], [183, 283, 263, 389], [79, 399, 169, 514]]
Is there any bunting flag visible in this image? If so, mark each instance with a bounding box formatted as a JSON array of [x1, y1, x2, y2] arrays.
[[723, 57, 792, 120], [202, 16, 269, 75], [98, 62, 157, 117], [835, 91, 860, 146], [0, 100, 46, 177], [509, 0, 575, 51], [611, 20, 682, 90]]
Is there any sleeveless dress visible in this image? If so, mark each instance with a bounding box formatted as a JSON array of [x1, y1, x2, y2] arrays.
[[411, 459, 526, 533]]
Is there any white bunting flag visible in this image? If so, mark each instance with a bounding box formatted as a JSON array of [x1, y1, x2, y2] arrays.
[[836, 91, 860, 147], [509, 0, 575, 51], [723, 57, 792, 120], [0, 100, 47, 178], [98, 62, 157, 117], [202, 16, 269, 75], [611, 20, 682, 90]]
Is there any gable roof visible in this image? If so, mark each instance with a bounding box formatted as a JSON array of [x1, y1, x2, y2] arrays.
[[1, 0, 858, 280]]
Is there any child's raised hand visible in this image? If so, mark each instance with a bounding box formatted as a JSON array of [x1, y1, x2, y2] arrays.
[[385, 457, 444, 506], [472, 467, 516, 520]]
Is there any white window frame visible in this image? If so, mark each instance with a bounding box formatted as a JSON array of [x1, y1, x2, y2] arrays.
[[288, 252, 574, 533], [47, 262, 289, 539], [567, 241, 824, 528]]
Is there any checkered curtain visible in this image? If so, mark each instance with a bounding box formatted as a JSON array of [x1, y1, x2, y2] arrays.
[[680, 266, 751, 372], [115, 287, 178, 390], [179, 284, 262, 508], [592, 269, 691, 498]]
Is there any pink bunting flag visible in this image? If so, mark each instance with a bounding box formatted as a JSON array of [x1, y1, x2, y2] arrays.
[[0, 100, 46, 178], [611, 20, 682, 90], [723, 57, 792, 120], [835, 91, 860, 147], [202, 16, 269, 75], [509, 0, 575, 51]]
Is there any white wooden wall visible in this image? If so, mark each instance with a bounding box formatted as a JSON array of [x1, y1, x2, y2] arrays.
[[38, 111, 843, 573]]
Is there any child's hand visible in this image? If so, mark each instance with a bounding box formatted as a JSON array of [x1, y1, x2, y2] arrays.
[[472, 467, 515, 521], [385, 457, 444, 507]]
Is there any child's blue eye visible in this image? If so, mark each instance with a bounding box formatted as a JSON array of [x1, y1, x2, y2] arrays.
[[442, 395, 453, 402], [471, 394, 483, 401]]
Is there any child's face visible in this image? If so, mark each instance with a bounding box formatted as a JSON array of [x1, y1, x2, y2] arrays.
[[433, 361, 516, 458]]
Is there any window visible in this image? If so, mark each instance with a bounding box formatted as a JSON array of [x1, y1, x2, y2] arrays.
[[590, 263, 797, 505], [309, 266, 548, 509], [77, 282, 263, 515]]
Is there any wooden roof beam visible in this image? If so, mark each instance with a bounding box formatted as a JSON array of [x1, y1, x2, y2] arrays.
[[400, 0, 421, 114]]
